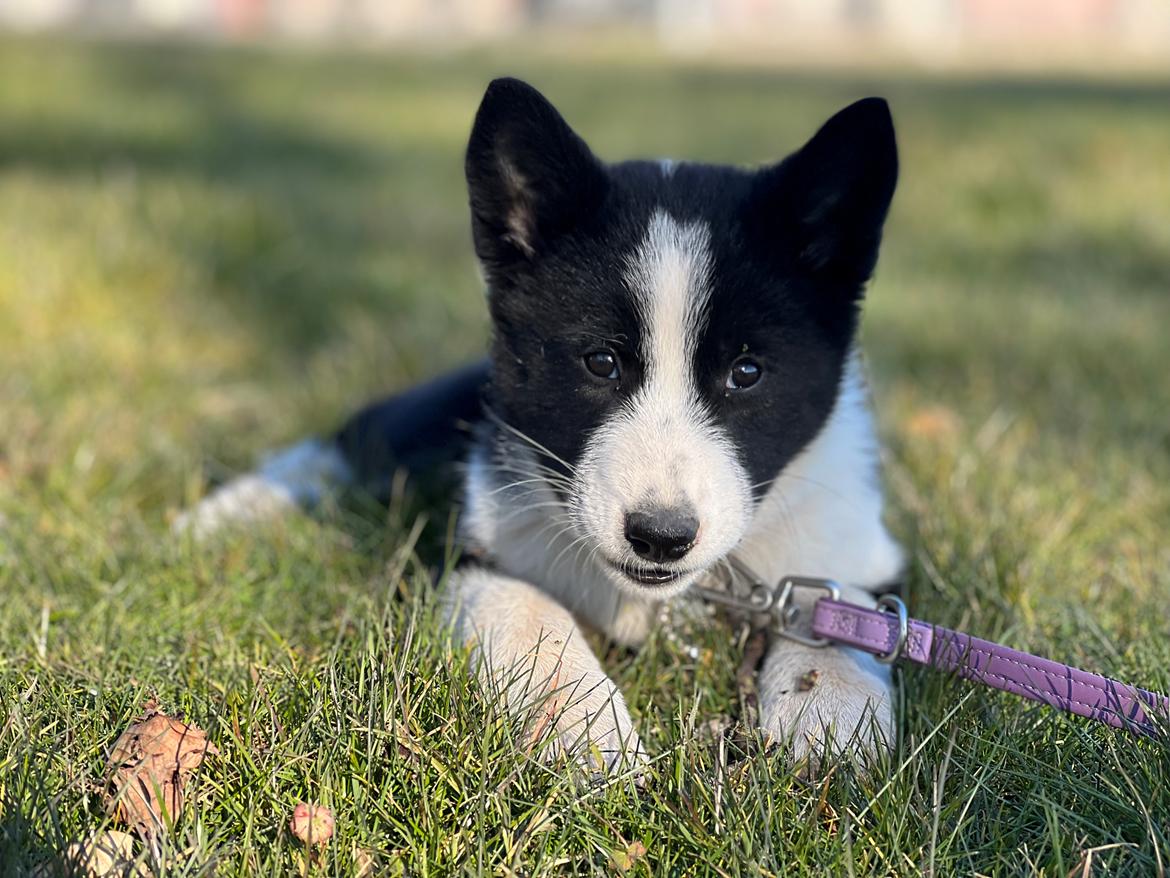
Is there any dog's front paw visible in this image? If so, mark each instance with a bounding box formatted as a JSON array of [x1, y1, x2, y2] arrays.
[[449, 566, 648, 780], [531, 670, 648, 778], [757, 640, 893, 771]]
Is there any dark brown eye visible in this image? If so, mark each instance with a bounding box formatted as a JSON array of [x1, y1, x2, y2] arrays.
[[726, 357, 762, 390], [584, 350, 620, 381]]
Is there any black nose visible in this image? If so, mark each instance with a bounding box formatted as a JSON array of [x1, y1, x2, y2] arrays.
[[624, 508, 699, 564]]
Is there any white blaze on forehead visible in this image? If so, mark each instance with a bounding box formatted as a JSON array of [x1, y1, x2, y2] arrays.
[[625, 209, 713, 394], [570, 208, 750, 595]]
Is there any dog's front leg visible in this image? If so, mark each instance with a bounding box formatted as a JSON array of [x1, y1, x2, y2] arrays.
[[445, 565, 646, 774], [757, 584, 894, 769]]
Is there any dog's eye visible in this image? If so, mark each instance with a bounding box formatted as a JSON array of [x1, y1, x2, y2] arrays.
[[584, 350, 620, 381], [726, 357, 762, 390]]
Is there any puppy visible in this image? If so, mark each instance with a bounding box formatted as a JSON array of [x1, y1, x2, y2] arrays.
[[177, 78, 904, 773]]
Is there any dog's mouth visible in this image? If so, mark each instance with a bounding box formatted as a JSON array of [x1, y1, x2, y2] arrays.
[[604, 557, 692, 587]]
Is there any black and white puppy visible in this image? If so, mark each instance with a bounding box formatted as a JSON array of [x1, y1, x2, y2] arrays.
[[177, 78, 904, 772]]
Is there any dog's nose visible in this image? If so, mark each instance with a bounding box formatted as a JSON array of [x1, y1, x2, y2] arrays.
[[624, 508, 699, 564]]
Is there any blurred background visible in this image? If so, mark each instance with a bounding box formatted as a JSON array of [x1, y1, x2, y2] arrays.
[[2, 0, 1170, 65]]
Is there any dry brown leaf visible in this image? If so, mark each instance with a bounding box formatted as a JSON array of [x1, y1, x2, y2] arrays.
[[104, 701, 219, 836], [36, 830, 151, 878], [290, 802, 335, 847], [905, 406, 961, 441]]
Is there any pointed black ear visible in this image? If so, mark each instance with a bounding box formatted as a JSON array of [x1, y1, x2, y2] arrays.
[[465, 78, 607, 274], [747, 97, 898, 293]]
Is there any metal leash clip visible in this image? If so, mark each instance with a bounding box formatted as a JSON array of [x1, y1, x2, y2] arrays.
[[771, 575, 842, 647], [693, 556, 841, 648]]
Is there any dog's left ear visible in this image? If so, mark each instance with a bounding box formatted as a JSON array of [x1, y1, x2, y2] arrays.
[[465, 78, 607, 277], [747, 97, 898, 294]]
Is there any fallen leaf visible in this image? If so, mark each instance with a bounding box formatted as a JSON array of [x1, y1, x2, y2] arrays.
[[37, 830, 151, 878], [290, 802, 335, 847], [609, 839, 648, 872], [104, 701, 219, 836], [905, 406, 961, 441]]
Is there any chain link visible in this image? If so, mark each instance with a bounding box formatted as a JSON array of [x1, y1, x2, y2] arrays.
[[691, 556, 841, 648]]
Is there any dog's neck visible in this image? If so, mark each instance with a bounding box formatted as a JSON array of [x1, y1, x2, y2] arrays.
[[461, 356, 902, 646]]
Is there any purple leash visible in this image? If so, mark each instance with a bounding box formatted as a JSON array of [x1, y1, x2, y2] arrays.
[[696, 565, 1169, 738]]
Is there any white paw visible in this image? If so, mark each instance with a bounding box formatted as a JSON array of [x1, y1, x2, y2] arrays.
[[528, 668, 648, 777], [173, 439, 350, 539], [172, 473, 299, 539], [448, 567, 648, 778], [757, 640, 893, 771]]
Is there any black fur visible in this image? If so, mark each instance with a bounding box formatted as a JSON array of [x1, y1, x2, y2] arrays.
[[334, 360, 488, 498]]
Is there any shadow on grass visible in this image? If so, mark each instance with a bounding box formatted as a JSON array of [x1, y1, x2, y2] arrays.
[[0, 789, 76, 876]]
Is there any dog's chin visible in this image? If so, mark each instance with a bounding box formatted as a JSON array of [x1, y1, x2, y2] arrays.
[[599, 556, 704, 598]]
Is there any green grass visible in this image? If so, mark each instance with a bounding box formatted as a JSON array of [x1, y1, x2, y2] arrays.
[[1, 37, 1169, 876]]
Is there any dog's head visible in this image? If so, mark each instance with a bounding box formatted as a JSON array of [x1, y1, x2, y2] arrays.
[[466, 78, 897, 597]]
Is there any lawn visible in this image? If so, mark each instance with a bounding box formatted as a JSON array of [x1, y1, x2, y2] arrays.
[[1, 37, 1169, 876]]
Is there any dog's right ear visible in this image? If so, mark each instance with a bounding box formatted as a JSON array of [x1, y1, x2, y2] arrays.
[[465, 78, 607, 276]]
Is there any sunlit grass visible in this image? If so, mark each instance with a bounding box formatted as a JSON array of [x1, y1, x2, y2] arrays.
[[0, 37, 1168, 876]]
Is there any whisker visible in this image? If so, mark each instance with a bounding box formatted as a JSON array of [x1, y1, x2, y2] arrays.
[[486, 478, 565, 497], [749, 470, 857, 509], [549, 531, 595, 574], [489, 467, 574, 493], [492, 455, 573, 482], [484, 407, 578, 475], [493, 502, 573, 528]]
